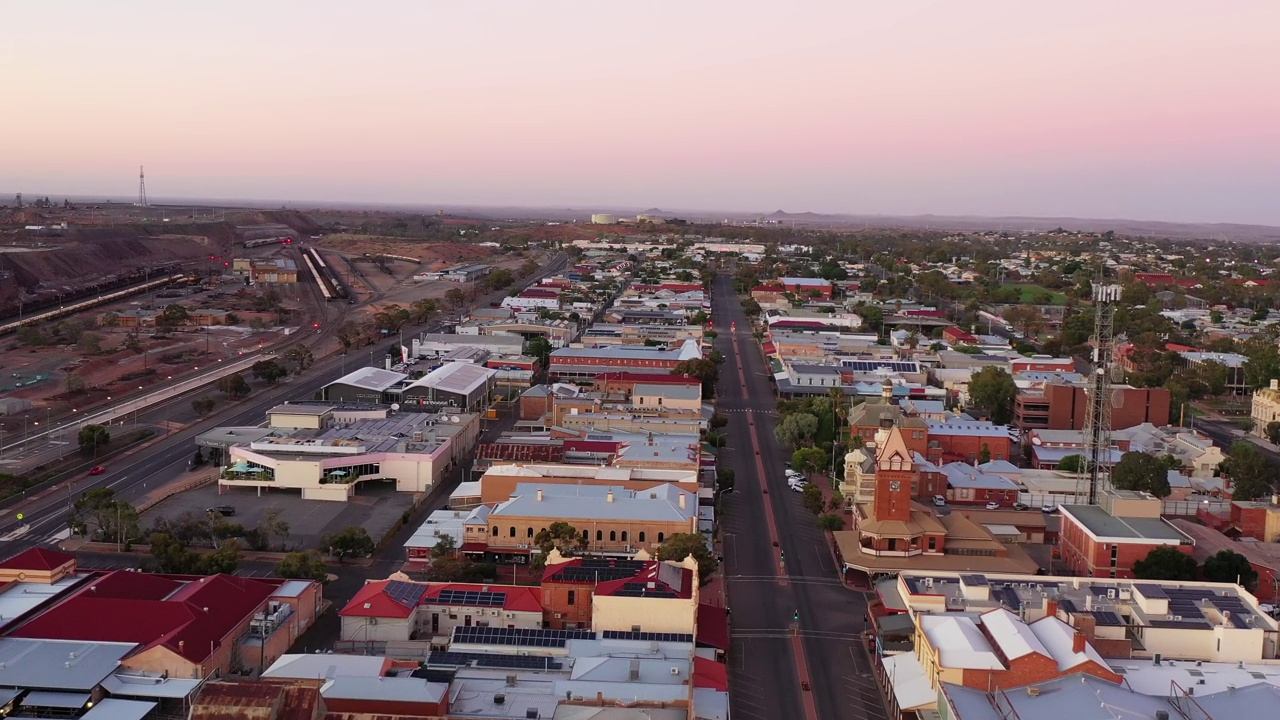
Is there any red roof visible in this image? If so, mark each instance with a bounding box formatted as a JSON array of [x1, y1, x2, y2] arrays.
[[693, 656, 729, 691], [1133, 273, 1175, 286], [519, 288, 560, 298], [0, 547, 75, 572], [340, 580, 420, 619], [9, 572, 280, 663], [422, 583, 542, 613], [696, 604, 729, 650], [595, 563, 693, 600], [341, 580, 543, 618]]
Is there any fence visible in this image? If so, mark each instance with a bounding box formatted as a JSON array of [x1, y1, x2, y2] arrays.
[[136, 471, 218, 514]]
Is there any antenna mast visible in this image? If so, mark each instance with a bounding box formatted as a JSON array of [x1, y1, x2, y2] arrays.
[[138, 166, 148, 207], [1078, 279, 1123, 504]]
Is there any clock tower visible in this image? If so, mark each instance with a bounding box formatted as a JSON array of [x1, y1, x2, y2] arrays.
[[871, 425, 915, 522]]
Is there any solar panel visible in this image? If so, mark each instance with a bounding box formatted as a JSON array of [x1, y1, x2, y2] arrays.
[[451, 626, 594, 648], [427, 651, 563, 670], [554, 566, 638, 583], [436, 589, 507, 607], [601, 630, 694, 643], [996, 586, 1022, 611], [959, 574, 989, 586], [384, 580, 427, 609], [1090, 611, 1123, 626], [1058, 598, 1078, 614], [612, 582, 677, 599]]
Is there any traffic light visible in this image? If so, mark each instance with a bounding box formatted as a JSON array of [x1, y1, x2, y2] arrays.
[[793, 610, 799, 621], [313, 322, 320, 329]]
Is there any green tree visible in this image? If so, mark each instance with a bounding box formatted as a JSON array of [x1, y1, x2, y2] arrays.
[[484, 268, 515, 290], [148, 532, 204, 573], [790, 446, 827, 475], [1267, 421, 1280, 445], [967, 366, 1018, 424], [1110, 452, 1173, 498], [1225, 441, 1276, 501], [802, 484, 825, 515], [427, 555, 494, 583], [856, 304, 883, 332], [285, 345, 315, 374], [1133, 546, 1198, 581], [519, 259, 540, 277], [716, 469, 735, 494], [77, 332, 103, 354], [1201, 549, 1258, 588], [202, 539, 243, 574], [655, 532, 717, 586], [775, 413, 820, 448], [276, 550, 330, 583], [411, 298, 442, 324], [217, 373, 251, 398], [526, 336, 554, 367], [78, 424, 111, 454], [739, 298, 762, 317], [431, 533, 458, 559], [321, 525, 376, 561], [191, 396, 216, 416], [70, 488, 140, 544], [251, 359, 288, 384], [818, 513, 846, 531], [1056, 454, 1085, 473], [252, 508, 290, 551], [158, 304, 191, 327], [1244, 344, 1280, 390], [444, 287, 468, 310], [373, 304, 412, 333], [533, 521, 586, 570], [672, 358, 719, 398]]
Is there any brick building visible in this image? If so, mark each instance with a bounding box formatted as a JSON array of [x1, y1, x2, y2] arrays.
[[1014, 382, 1171, 431], [547, 339, 702, 380], [540, 557, 674, 630], [1058, 491, 1195, 578]]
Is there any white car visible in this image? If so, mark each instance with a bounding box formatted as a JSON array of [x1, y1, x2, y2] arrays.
[[789, 483, 805, 493], [785, 469, 802, 477], [985, 502, 1001, 510]]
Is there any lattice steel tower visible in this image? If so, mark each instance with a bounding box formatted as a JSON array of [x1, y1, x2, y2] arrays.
[[1078, 282, 1124, 505], [137, 165, 148, 207]]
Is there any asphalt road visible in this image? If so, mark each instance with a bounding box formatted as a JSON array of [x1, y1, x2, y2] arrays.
[[0, 253, 569, 560], [715, 273, 888, 720]]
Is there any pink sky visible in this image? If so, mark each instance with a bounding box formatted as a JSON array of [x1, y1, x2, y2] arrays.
[[6, 1, 1280, 223]]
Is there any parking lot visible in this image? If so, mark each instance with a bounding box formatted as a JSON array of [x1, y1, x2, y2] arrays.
[[140, 480, 415, 551]]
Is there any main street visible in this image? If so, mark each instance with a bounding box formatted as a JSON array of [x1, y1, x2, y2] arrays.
[[0, 253, 569, 560], [715, 273, 888, 720]]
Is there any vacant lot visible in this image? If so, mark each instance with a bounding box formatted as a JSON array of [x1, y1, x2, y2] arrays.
[[1010, 284, 1067, 305], [140, 480, 415, 551]]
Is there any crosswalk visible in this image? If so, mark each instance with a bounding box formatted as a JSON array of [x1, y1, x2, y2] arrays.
[[717, 408, 778, 415]]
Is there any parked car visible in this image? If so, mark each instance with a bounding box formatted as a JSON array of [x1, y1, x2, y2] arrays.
[[933, 495, 947, 507], [1041, 504, 1058, 514], [88, 466, 106, 475], [1012, 502, 1030, 511], [789, 484, 805, 493], [207, 505, 236, 517], [985, 501, 1001, 510]]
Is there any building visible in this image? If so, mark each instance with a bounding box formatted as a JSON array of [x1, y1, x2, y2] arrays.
[[1252, 379, 1280, 439], [548, 339, 702, 380], [540, 556, 695, 631], [3, 558, 322, 679], [778, 276, 834, 300], [475, 463, 701, 504], [590, 372, 704, 396], [321, 367, 409, 404], [249, 258, 298, 283], [1015, 381, 1171, 431], [478, 483, 698, 562], [339, 579, 543, 643], [926, 419, 1013, 464], [1180, 351, 1249, 396], [400, 362, 497, 413], [442, 264, 491, 282], [222, 408, 480, 501], [1058, 491, 1195, 578], [1173, 520, 1280, 603]]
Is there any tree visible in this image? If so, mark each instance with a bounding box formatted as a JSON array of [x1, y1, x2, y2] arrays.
[[217, 373, 251, 398], [148, 532, 204, 573], [1133, 546, 1198, 581], [70, 488, 139, 544], [484, 268, 515, 290], [802, 484, 825, 515], [740, 298, 762, 317], [285, 345, 314, 374], [251, 359, 288, 384], [1225, 441, 1277, 501], [655, 532, 717, 585], [1202, 549, 1258, 588], [411, 298, 442, 324], [276, 550, 330, 583], [252, 509, 290, 551], [967, 366, 1017, 424], [431, 533, 458, 559], [775, 413, 820, 448], [1244, 344, 1280, 390], [672, 358, 719, 398], [203, 539, 243, 574], [1267, 421, 1280, 445], [444, 287, 468, 310], [322, 526, 376, 561], [519, 259, 540, 277], [1056, 454, 1086, 473], [158, 304, 190, 327], [77, 332, 103, 354], [526, 336, 553, 367], [78, 424, 111, 455], [818, 513, 846, 531], [717, 469, 735, 494], [372, 304, 411, 333], [427, 555, 494, 583], [191, 396, 217, 416], [1110, 452, 1173, 498], [791, 447, 827, 475]]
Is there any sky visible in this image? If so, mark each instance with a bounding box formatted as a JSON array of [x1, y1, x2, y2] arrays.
[[4, 1, 1280, 224]]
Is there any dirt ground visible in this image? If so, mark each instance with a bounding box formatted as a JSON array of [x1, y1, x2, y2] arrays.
[[317, 235, 498, 270]]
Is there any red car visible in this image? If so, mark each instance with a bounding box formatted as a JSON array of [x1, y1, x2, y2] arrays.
[[89, 466, 106, 475]]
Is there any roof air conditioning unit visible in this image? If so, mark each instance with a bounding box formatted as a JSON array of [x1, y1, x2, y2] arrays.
[[494, 694, 505, 705], [670, 667, 680, 675], [368, 618, 378, 625], [1107, 588, 1116, 599], [555, 613, 563, 619]]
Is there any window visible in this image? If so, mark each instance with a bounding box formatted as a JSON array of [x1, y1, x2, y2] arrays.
[[527, 527, 534, 538], [657, 532, 665, 543], [927, 537, 937, 551], [609, 531, 617, 541], [596, 530, 603, 541], [510, 527, 516, 538], [567, 590, 576, 606], [621, 531, 628, 542], [639, 532, 647, 543], [492, 526, 498, 536]]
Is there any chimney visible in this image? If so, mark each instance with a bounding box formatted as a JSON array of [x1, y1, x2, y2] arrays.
[[1045, 599, 1058, 618], [1272, 379, 1278, 391], [537, 488, 543, 502], [606, 490, 614, 503], [1073, 632, 1086, 654], [384, 357, 392, 370], [178, 641, 185, 655], [679, 493, 686, 510], [628, 658, 640, 681]]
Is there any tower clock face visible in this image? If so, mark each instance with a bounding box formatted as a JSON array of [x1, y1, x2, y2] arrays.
[[888, 480, 901, 492]]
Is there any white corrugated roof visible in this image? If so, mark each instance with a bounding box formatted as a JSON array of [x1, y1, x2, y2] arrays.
[[882, 653, 936, 711], [329, 366, 408, 392], [980, 608, 1049, 661], [1028, 614, 1108, 672], [406, 361, 496, 396], [920, 615, 1003, 670]]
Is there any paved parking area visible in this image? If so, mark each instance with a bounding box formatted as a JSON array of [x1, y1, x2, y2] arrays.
[[140, 481, 414, 551]]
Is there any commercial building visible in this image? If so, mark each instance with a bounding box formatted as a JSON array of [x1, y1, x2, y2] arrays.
[[778, 276, 834, 300], [475, 463, 701, 504], [541, 556, 695, 631], [400, 362, 497, 413], [321, 367, 409, 405], [548, 339, 702, 379], [339, 579, 543, 643], [1058, 491, 1195, 578], [1251, 379, 1280, 439], [1180, 351, 1249, 396], [442, 263, 491, 282], [222, 408, 480, 501], [1014, 381, 1171, 431]]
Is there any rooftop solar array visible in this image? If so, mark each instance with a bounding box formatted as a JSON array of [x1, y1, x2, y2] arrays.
[[840, 360, 920, 373], [601, 630, 694, 643], [994, 586, 1022, 612], [959, 574, 989, 586], [426, 650, 564, 671], [553, 566, 641, 583], [1090, 611, 1124, 626], [1149, 619, 1211, 629], [434, 589, 507, 608], [612, 582, 677, 599], [452, 626, 595, 648], [1058, 599, 1079, 614], [1132, 584, 1169, 599], [384, 580, 428, 609]]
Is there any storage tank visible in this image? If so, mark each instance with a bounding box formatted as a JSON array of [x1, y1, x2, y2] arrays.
[[590, 213, 617, 225]]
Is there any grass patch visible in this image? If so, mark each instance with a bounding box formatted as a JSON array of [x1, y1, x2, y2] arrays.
[[1011, 285, 1068, 306]]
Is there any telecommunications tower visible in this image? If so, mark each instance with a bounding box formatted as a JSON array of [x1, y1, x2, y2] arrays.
[[1077, 281, 1124, 505], [137, 166, 148, 207]]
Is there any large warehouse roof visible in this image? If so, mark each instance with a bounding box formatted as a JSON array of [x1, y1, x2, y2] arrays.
[[406, 362, 497, 396]]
